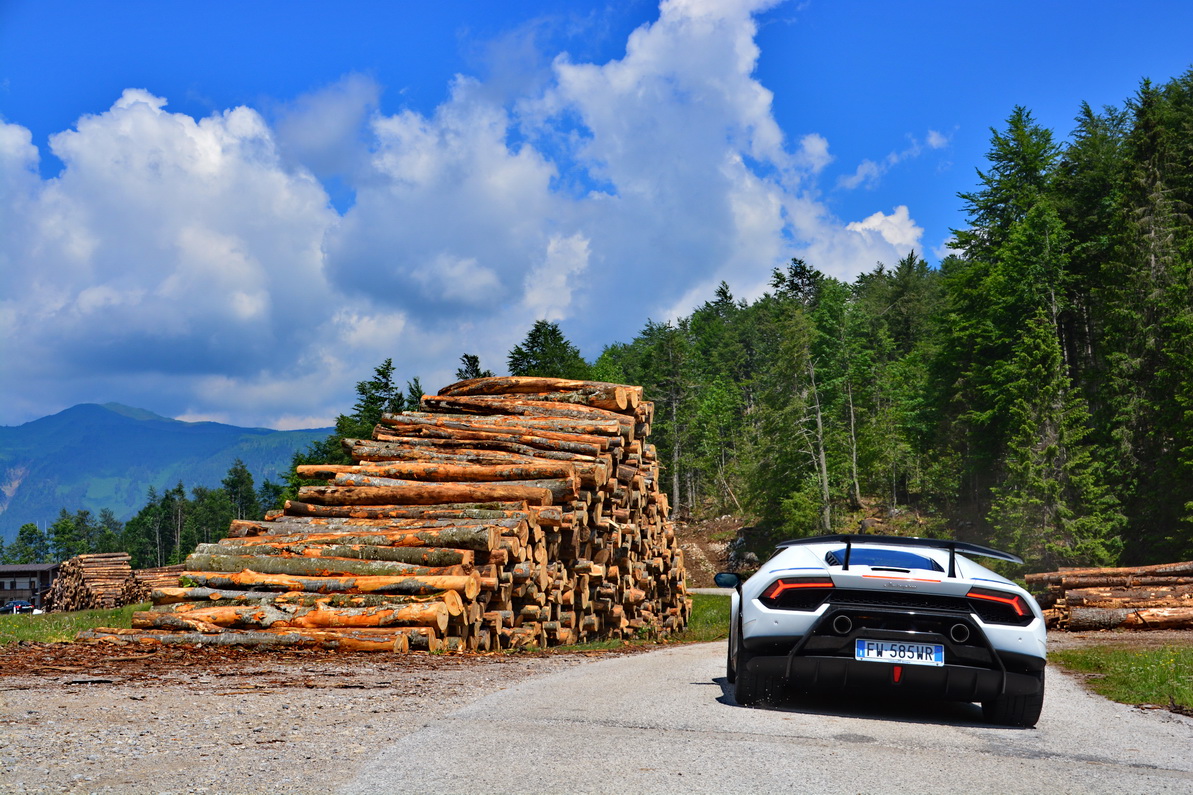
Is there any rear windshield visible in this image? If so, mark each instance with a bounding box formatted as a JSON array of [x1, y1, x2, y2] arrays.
[[825, 547, 944, 572]]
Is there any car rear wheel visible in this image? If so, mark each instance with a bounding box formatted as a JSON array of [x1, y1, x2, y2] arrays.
[[982, 670, 1045, 727], [726, 636, 736, 684], [732, 622, 783, 706]]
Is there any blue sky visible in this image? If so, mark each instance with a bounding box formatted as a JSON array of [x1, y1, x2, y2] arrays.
[[1, 0, 1191, 429]]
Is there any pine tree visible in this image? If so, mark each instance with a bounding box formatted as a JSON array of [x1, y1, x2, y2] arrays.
[[221, 459, 259, 521], [455, 353, 493, 380], [987, 313, 1122, 569], [507, 320, 591, 379]]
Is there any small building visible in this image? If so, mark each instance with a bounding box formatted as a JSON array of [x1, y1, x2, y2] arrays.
[[0, 563, 60, 609]]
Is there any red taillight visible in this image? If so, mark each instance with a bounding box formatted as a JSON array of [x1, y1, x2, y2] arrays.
[[966, 587, 1027, 617], [762, 577, 834, 599]]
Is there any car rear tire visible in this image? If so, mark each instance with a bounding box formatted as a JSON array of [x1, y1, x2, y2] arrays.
[[732, 622, 783, 706], [982, 670, 1045, 727], [726, 637, 736, 684]]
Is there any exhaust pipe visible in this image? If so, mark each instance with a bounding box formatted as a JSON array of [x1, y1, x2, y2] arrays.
[[832, 614, 853, 636], [949, 623, 971, 643]]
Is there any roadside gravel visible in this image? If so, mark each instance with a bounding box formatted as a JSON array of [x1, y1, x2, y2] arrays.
[[0, 643, 621, 794]]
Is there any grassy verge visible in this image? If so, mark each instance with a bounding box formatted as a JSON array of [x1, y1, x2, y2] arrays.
[[552, 592, 731, 653], [0, 604, 146, 645], [674, 592, 731, 643], [1050, 645, 1193, 715]]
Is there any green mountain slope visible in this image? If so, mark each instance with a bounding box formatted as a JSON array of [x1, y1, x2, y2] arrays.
[[0, 403, 330, 540]]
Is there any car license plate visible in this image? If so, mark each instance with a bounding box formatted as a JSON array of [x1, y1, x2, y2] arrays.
[[855, 639, 944, 667]]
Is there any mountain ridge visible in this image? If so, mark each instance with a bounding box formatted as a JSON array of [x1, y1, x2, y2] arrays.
[[0, 403, 331, 540]]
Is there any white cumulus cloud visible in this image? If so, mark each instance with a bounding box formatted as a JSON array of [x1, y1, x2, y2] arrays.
[[0, 0, 932, 429]]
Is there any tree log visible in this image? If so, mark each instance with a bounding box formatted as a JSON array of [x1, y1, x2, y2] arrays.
[[1025, 560, 1193, 585], [135, 600, 450, 632], [437, 376, 640, 408], [183, 552, 468, 579], [224, 524, 502, 553], [296, 461, 578, 483], [1067, 606, 1193, 631], [281, 501, 532, 522], [330, 472, 578, 503], [420, 395, 635, 429], [180, 570, 481, 599], [298, 482, 553, 507], [375, 421, 606, 457], [194, 541, 475, 567], [151, 586, 464, 615]]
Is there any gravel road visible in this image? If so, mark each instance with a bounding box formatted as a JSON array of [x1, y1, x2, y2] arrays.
[[343, 642, 1193, 795], [2, 639, 1191, 794]]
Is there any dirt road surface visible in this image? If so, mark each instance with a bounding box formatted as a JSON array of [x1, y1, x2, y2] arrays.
[[2, 638, 1191, 794]]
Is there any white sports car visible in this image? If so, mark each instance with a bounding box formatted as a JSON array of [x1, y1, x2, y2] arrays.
[[715, 534, 1047, 727]]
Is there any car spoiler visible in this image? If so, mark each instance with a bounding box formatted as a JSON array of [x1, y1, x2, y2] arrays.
[[775, 534, 1023, 577]]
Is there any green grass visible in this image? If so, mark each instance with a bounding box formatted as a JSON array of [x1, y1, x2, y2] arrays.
[[1051, 645, 1193, 713], [0, 603, 147, 645], [550, 592, 731, 653], [673, 592, 730, 643]]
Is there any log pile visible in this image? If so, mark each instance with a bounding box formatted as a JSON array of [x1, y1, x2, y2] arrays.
[[44, 553, 134, 612], [119, 564, 188, 605], [80, 377, 690, 652], [1027, 560, 1193, 630]]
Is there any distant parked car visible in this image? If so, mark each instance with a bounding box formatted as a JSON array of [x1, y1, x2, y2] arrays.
[[0, 600, 40, 615]]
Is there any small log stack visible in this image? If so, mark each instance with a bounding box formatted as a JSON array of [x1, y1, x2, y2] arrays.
[[119, 564, 188, 605], [44, 553, 134, 612], [1027, 560, 1193, 630], [80, 377, 690, 652]]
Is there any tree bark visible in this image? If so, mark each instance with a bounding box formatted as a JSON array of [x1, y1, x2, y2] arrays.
[[193, 541, 476, 568], [136, 600, 451, 632], [296, 461, 578, 483], [151, 586, 465, 616], [180, 570, 482, 599], [329, 472, 578, 503], [298, 483, 554, 507]]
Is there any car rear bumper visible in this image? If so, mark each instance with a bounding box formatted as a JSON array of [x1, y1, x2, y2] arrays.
[[745, 652, 1043, 700]]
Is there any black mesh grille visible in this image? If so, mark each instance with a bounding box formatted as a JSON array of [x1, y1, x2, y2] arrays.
[[828, 590, 971, 612]]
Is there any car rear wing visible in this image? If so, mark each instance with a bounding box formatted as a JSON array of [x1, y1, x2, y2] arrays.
[[776, 534, 1023, 577]]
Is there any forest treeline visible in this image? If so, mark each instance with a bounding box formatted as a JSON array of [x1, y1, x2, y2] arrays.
[[5, 71, 1189, 571], [1, 461, 283, 569], [588, 72, 1193, 570]]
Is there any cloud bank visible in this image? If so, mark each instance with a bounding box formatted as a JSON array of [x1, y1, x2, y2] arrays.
[[0, 0, 924, 428]]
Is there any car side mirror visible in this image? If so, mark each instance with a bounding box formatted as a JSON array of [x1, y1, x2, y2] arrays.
[[713, 572, 740, 589]]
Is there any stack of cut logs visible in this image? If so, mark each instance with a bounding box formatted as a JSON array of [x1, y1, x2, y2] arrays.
[[1027, 560, 1193, 630], [119, 564, 188, 605], [80, 377, 689, 652], [44, 553, 133, 612]]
